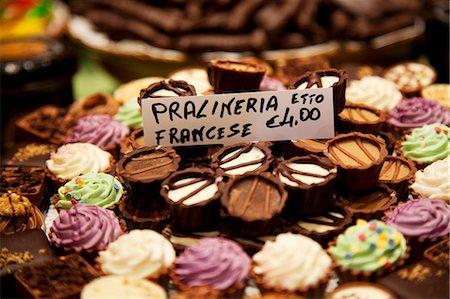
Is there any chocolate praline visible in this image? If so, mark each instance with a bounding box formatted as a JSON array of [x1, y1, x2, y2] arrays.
[[161, 167, 222, 231], [211, 143, 273, 178], [378, 156, 416, 201], [276, 154, 338, 216], [337, 102, 386, 135], [137, 79, 196, 106], [220, 173, 287, 236]]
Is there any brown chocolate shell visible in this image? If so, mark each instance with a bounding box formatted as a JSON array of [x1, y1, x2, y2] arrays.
[[211, 143, 273, 178], [129, 127, 145, 150], [283, 139, 329, 158], [337, 102, 386, 135], [423, 237, 449, 269], [276, 154, 338, 216], [220, 173, 287, 236], [207, 59, 266, 93], [378, 156, 416, 201], [0, 204, 44, 235], [336, 184, 397, 221], [290, 68, 347, 114], [161, 167, 222, 231], [326, 282, 397, 299], [324, 132, 388, 192], [137, 79, 196, 106]]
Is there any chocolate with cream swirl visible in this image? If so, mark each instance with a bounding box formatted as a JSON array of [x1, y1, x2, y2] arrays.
[[175, 237, 250, 291], [50, 204, 123, 252]]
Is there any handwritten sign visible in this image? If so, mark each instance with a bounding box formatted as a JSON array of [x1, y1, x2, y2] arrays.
[[141, 88, 334, 146]]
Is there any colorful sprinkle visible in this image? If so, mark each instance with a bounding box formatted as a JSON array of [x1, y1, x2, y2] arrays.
[[345, 253, 352, 260], [358, 234, 366, 241], [75, 178, 84, 186], [357, 219, 367, 226], [376, 227, 383, 234], [369, 223, 377, 231], [378, 256, 387, 266], [384, 261, 392, 269], [113, 182, 120, 190], [377, 239, 388, 249], [70, 199, 78, 205], [379, 233, 387, 241], [435, 127, 442, 133], [369, 243, 376, 251]]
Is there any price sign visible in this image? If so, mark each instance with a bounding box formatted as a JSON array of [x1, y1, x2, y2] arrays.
[[141, 88, 334, 146]]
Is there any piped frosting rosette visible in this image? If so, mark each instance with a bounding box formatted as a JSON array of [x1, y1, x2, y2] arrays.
[[114, 99, 143, 129], [50, 204, 123, 253], [328, 220, 407, 280], [46, 143, 112, 181], [172, 237, 250, 293], [399, 123, 449, 165], [55, 173, 123, 210], [388, 97, 450, 131], [67, 114, 129, 149], [410, 158, 450, 202], [384, 199, 450, 240], [252, 233, 332, 294], [98, 229, 175, 280], [346, 76, 402, 111]]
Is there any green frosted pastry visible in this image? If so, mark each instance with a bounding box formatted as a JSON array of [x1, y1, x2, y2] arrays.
[[57, 173, 123, 209], [329, 219, 406, 273], [114, 99, 143, 129], [400, 123, 449, 164]]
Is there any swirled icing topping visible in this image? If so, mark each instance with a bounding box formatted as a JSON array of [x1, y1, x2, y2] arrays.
[[400, 123, 450, 164], [253, 233, 332, 291], [212, 143, 273, 176], [346, 76, 402, 111], [57, 173, 123, 209], [46, 143, 112, 180], [328, 220, 407, 273], [50, 204, 123, 252], [388, 98, 450, 130], [0, 192, 44, 235], [114, 99, 143, 129], [410, 158, 449, 202], [99, 229, 175, 279], [81, 275, 167, 299], [385, 199, 450, 240], [175, 237, 250, 290], [67, 114, 130, 149]]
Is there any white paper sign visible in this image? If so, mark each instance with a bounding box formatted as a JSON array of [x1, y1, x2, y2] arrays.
[[141, 88, 334, 146]]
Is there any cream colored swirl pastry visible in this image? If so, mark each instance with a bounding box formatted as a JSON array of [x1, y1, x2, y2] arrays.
[[252, 233, 332, 291], [46, 143, 112, 180], [81, 275, 167, 299], [410, 158, 449, 202], [346, 76, 402, 111], [98, 229, 175, 279]]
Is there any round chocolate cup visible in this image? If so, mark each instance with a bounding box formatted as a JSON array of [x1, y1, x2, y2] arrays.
[[64, 93, 120, 126], [207, 59, 266, 93], [290, 68, 347, 114], [129, 127, 145, 150], [116, 146, 180, 202], [275, 155, 338, 216], [288, 204, 353, 248], [220, 173, 288, 237], [335, 184, 397, 221], [378, 130, 396, 155], [211, 142, 273, 178], [119, 196, 170, 232], [337, 102, 386, 135], [161, 167, 222, 231], [137, 79, 197, 106], [324, 132, 388, 192], [326, 282, 397, 299], [378, 156, 416, 201]]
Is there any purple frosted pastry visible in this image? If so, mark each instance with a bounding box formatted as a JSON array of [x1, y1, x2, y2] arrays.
[[66, 114, 130, 150], [385, 199, 450, 241], [50, 204, 123, 253], [388, 98, 450, 131], [173, 237, 250, 292], [260, 76, 286, 91]]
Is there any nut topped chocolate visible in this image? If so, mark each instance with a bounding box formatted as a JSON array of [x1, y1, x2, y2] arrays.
[[384, 62, 437, 97], [324, 132, 388, 191], [207, 59, 266, 93], [161, 167, 222, 231], [292, 68, 347, 114], [211, 143, 273, 177], [221, 173, 287, 236]]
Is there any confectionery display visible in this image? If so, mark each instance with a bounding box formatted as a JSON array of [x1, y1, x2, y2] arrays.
[[2, 1, 449, 297]]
